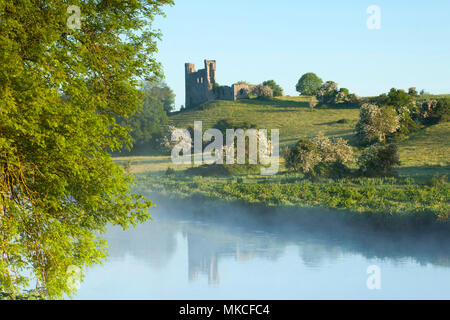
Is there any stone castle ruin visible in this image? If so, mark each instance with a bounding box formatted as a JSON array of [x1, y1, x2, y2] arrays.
[[185, 59, 249, 109]]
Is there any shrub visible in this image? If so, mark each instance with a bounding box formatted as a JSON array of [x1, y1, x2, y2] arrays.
[[358, 144, 401, 177], [313, 82, 359, 106], [251, 84, 273, 100], [312, 134, 354, 165], [333, 88, 350, 104], [356, 104, 400, 144], [284, 139, 320, 173], [347, 93, 360, 104], [367, 88, 421, 137], [284, 134, 353, 179], [262, 80, 284, 97], [260, 86, 274, 99], [397, 106, 420, 136], [315, 81, 338, 105], [418, 98, 450, 125]]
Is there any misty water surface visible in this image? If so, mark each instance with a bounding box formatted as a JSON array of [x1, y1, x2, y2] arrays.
[[75, 195, 450, 299]]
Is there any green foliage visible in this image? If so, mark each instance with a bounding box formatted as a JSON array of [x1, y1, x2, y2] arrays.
[[123, 83, 171, 148], [143, 81, 176, 114], [358, 144, 401, 177], [388, 88, 414, 108], [339, 88, 350, 96], [436, 98, 450, 122], [296, 73, 323, 96], [397, 108, 420, 137], [369, 88, 413, 109], [0, 0, 173, 299], [262, 80, 284, 97]]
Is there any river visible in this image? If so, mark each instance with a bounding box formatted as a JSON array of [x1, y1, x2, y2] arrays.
[[75, 196, 450, 299]]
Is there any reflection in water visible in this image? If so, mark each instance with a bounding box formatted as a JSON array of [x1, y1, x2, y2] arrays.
[[187, 229, 220, 284], [77, 195, 450, 299]]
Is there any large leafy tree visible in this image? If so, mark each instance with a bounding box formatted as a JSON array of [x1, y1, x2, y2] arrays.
[[0, 0, 173, 299], [143, 81, 176, 114], [296, 72, 323, 96], [125, 82, 172, 148]]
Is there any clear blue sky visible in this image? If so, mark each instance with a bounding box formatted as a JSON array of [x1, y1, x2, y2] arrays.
[[154, 0, 450, 109]]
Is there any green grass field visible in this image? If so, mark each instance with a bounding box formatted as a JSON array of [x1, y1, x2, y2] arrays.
[[170, 96, 360, 147]]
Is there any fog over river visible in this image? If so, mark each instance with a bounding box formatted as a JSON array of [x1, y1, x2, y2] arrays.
[[76, 195, 450, 299]]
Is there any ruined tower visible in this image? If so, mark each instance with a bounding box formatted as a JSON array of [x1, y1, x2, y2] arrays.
[[185, 59, 249, 109], [185, 60, 216, 109]]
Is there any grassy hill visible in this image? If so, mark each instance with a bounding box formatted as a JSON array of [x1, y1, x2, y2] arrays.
[[115, 96, 449, 179], [397, 121, 450, 181], [170, 96, 360, 147]]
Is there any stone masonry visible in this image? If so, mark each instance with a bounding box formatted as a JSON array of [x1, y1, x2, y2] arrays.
[[185, 59, 249, 109]]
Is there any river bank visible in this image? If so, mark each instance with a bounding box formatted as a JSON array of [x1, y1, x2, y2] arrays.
[[134, 171, 450, 230]]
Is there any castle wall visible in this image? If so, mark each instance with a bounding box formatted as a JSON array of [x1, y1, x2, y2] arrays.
[[233, 84, 250, 100], [216, 85, 234, 100], [185, 59, 249, 109]]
